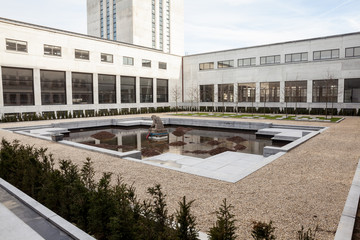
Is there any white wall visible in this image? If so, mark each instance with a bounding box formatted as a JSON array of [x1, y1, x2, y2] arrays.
[[0, 19, 182, 115], [183, 33, 360, 110]]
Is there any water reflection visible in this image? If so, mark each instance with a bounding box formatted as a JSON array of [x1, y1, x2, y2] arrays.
[[64, 126, 287, 158]]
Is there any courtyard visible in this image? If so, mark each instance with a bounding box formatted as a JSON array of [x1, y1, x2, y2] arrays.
[[0, 113, 359, 239]]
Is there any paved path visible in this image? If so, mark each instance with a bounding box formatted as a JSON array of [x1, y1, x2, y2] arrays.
[[0, 114, 359, 239]]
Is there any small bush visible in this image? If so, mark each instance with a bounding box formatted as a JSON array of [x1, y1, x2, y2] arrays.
[[251, 220, 276, 240], [297, 225, 318, 240]]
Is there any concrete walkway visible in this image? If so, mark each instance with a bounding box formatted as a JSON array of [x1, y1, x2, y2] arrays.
[[0, 114, 359, 239]]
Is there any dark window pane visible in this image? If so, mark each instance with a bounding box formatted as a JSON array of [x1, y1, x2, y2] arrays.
[[121, 76, 136, 103], [157, 79, 168, 102], [218, 84, 234, 102], [41, 70, 66, 105], [140, 78, 153, 103], [200, 85, 214, 102], [312, 79, 338, 103], [99, 74, 116, 104], [72, 72, 93, 104], [2, 67, 34, 106]]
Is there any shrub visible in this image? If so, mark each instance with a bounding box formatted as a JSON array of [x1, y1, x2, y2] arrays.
[[208, 198, 237, 240], [251, 220, 276, 240], [297, 225, 318, 240], [175, 196, 199, 240]]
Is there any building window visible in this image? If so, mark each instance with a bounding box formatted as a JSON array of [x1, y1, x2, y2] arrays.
[[6, 39, 27, 53], [123, 56, 134, 65], [199, 62, 214, 70], [200, 85, 214, 102], [238, 83, 256, 102], [44, 45, 61, 57], [285, 52, 308, 63], [218, 84, 234, 102], [260, 55, 280, 65], [284, 81, 307, 102], [121, 76, 136, 103], [157, 79, 168, 102], [75, 49, 89, 60], [218, 60, 234, 68], [106, 0, 110, 40], [142, 59, 152, 68], [159, 62, 167, 70], [344, 78, 360, 103], [312, 79, 338, 103], [313, 49, 339, 60], [40, 70, 66, 105], [101, 53, 113, 63], [260, 82, 280, 102], [238, 58, 256, 67], [100, 0, 104, 38], [72, 72, 93, 104], [113, 0, 117, 41], [152, 0, 156, 48], [140, 78, 153, 103], [2, 67, 34, 106], [99, 74, 116, 104], [345, 47, 360, 58]]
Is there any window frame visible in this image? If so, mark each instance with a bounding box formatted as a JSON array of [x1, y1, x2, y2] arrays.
[[123, 56, 134, 66], [6, 39, 28, 53], [159, 62, 167, 70], [142, 59, 152, 68], [75, 49, 90, 60], [260, 55, 281, 65], [238, 57, 256, 67], [313, 49, 339, 60], [345, 46, 360, 58], [101, 53, 114, 63], [199, 62, 214, 71], [44, 44, 62, 57], [217, 60, 234, 69], [285, 52, 308, 63]]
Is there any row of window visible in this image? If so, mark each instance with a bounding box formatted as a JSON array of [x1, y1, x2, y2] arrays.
[[5, 39, 168, 69], [199, 78, 360, 103], [199, 46, 360, 70], [1, 67, 169, 106]]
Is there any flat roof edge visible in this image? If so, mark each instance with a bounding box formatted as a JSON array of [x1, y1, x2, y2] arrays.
[[184, 31, 360, 57]]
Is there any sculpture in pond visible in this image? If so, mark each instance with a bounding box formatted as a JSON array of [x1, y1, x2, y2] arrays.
[[147, 115, 169, 140]]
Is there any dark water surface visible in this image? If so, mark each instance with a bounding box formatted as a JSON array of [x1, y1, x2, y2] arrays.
[[64, 126, 288, 158]]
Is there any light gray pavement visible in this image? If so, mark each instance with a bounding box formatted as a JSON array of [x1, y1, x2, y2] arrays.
[[0, 114, 359, 239]]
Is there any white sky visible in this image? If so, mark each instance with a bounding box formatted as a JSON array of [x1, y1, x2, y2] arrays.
[[0, 0, 359, 54]]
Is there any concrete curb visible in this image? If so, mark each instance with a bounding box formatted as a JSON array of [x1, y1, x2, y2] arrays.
[[0, 178, 95, 240], [334, 158, 360, 240]]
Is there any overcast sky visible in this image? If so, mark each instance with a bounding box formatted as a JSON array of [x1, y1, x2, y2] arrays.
[[0, 0, 359, 54]]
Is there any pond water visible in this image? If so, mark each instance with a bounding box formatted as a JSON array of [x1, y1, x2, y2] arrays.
[[63, 126, 288, 158]]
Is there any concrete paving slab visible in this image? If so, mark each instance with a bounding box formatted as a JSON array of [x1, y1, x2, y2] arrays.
[[0, 203, 45, 240]]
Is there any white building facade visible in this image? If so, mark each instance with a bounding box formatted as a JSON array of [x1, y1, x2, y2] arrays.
[[87, 0, 184, 56], [0, 18, 182, 117], [183, 33, 360, 113]]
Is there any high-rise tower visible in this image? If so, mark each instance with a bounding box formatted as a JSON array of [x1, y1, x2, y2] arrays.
[[87, 0, 184, 55]]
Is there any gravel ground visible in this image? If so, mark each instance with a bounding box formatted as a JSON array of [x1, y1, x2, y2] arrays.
[[0, 114, 359, 239]]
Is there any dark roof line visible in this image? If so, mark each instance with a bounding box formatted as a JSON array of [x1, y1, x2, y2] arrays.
[[184, 31, 360, 57]]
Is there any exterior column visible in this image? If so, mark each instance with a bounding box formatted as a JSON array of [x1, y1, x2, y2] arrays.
[[280, 81, 285, 103], [153, 78, 157, 103], [255, 82, 261, 103], [66, 71, 72, 106], [338, 78, 344, 103], [214, 84, 218, 102], [307, 80, 313, 103], [233, 83, 238, 103], [137, 132, 142, 151], [0, 67, 3, 107], [33, 68, 41, 107], [116, 75, 121, 104], [135, 76, 140, 104], [93, 73, 99, 105]]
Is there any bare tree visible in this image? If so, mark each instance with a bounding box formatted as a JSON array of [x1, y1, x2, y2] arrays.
[[171, 85, 182, 114], [192, 87, 200, 113]]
